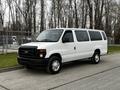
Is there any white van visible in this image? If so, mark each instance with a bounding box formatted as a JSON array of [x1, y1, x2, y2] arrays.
[[17, 28, 107, 74]]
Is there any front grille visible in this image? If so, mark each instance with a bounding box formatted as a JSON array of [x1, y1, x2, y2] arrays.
[[19, 46, 38, 58]]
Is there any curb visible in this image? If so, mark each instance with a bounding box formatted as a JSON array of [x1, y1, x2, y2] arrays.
[[0, 66, 24, 73]]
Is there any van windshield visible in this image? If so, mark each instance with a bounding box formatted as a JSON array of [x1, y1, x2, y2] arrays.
[[36, 29, 63, 42]]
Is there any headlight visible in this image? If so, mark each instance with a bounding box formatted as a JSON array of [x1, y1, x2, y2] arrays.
[[40, 54, 44, 58], [37, 49, 46, 58]]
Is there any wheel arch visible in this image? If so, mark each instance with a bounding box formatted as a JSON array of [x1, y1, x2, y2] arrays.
[[49, 53, 62, 61], [94, 49, 101, 54]]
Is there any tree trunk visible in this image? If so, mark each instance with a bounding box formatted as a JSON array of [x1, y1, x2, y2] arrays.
[[40, 0, 44, 32]]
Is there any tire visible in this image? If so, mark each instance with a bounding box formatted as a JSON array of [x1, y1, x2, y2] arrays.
[[91, 52, 100, 64], [25, 65, 33, 69], [46, 56, 62, 74]]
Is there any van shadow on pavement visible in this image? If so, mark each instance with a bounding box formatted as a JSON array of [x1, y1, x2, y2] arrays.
[[22, 59, 106, 75]]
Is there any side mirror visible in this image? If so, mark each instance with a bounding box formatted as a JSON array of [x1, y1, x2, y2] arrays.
[[62, 38, 69, 43]]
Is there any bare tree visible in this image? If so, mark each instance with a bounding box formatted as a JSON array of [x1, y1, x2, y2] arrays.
[[86, 0, 93, 29], [33, 0, 37, 34], [68, 0, 73, 28], [0, 0, 4, 25], [40, 0, 45, 32], [104, 0, 111, 36], [81, 0, 88, 28], [1, 0, 120, 44], [94, 0, 104, 29], [114, 2, 120, 44], [74, 0, 79, 28]]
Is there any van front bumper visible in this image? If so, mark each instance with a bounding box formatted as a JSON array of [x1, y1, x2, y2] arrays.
[[17, 57, 49, 67]]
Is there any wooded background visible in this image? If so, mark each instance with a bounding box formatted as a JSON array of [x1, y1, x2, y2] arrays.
[[0, 0, 120, 44]]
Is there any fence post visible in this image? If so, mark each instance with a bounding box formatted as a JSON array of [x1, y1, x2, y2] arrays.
[[0, 19, 4, 54]]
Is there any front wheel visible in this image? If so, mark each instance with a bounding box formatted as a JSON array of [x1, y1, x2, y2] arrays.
[[46, 56, 62, 74], [91, 52, 100, 64], [25, 65, 33, 69]]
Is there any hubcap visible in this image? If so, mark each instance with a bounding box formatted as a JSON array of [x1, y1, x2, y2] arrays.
[[52, 60, 60, 71], [95, 54, 100, 62]]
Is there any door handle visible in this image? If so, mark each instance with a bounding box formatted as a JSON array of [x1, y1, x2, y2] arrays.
[[74, 46, 76, 50]]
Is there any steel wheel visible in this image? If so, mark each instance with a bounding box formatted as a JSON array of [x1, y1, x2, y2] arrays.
[[47, 56, 61, 74], [95, 54, 100, 63], [52, 60, 60, 72], [91, 52, 100, 64]]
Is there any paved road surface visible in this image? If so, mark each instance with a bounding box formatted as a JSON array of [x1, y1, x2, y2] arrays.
[[0, 54, 120, 90], [52, 64, 120, 90]]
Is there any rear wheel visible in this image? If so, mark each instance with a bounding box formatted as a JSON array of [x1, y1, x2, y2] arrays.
[[91, 52, 100, 64], [47, 56, 62, 74]]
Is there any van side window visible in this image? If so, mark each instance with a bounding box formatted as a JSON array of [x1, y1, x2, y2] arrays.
[[75, 30, 89, 42], [89, 31, 102, 41], [102, 32, 107, 40], [62, 30, 74, 42]]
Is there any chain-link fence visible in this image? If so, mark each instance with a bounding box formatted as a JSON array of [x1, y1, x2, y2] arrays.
[[0, 31, 37, 54], [0, 30, 119, 54], [0, 35, 19, 54], [0, 29, 39, 69]]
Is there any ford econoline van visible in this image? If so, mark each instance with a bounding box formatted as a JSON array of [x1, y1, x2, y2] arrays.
[[17, 28, 107, 74]]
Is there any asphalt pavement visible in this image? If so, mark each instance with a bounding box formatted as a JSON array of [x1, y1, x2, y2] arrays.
[[0, 53, 120, 90]]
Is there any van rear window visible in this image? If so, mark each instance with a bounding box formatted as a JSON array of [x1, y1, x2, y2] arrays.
[[89, 31, 102, 41], [102, 32, 107, 40]]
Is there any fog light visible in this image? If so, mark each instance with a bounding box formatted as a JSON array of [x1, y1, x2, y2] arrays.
[[40, 54, 43, 58]]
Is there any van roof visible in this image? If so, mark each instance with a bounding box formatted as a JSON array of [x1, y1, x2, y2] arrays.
[[48, 28, 104, 32]]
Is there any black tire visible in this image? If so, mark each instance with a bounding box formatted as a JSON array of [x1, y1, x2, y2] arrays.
[[25, 65, 33, 69], [91, 52, 100, 64], [46, 56, 62, 74]]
